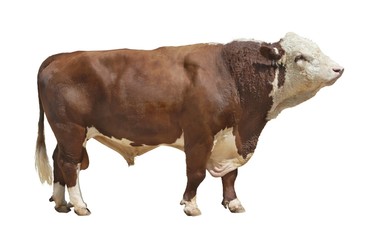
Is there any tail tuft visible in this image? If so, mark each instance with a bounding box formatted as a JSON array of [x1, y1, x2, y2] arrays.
[[35, 96, 52, 185], [35, 136, 52, 185]]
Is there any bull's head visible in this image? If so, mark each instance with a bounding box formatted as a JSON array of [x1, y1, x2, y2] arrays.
[[267, 32, 344, 119]]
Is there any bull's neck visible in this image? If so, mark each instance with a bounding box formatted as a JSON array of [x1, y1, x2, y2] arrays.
[[221, 41, 285, 120], [221, 41, 286, 157]]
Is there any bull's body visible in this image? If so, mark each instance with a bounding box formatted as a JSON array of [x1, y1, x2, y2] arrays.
[[36, 33, 343, 215]]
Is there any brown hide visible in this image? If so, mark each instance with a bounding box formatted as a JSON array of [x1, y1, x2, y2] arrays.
[[38, 44, 240, 147], [38, 41, 283, 159], [37, 41, 283, 193], [36, 39, 285, 215], [35, 34, 344, 216]]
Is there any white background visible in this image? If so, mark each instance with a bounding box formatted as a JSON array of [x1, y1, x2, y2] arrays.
[[1, 0, 376, 239]]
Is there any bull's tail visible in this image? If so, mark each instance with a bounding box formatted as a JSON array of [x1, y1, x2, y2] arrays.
[[35, 96, 52, 185]]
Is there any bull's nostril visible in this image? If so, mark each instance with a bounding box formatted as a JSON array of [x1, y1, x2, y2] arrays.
[[333, 67, 344, 74]]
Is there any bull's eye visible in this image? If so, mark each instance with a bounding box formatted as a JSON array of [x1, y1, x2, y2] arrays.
[[294, 54, 308, 63]]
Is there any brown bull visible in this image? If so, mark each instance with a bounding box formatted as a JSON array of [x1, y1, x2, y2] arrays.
[[36, 32, 343, 216]]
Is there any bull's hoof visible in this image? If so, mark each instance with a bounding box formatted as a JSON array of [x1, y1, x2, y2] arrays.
[[183, 205, 202, 216], [180, 198, 201, 216], [50, 196, 72, 213], [223, 198, 245, 213], [67, 202, 74, 208], [55, 205, 71, 213], [74, 207, 91, 216]]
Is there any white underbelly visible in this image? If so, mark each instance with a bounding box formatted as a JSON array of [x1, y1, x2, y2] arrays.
[[84, 127, 251, 177]]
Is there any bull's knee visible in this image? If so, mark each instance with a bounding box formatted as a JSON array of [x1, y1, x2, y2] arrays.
[[183, 169, 206, 200], [187, 170, 206, 184]]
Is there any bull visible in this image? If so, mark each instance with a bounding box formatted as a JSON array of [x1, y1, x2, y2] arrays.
[[35, 32, 344, 215]]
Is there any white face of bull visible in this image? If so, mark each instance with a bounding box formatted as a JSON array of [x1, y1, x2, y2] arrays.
[[267, 32, 344, 120]]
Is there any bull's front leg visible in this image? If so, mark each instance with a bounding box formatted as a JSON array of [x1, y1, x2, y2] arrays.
[[180, 135, 213, 216], [221, 117, 266, 213], [221, 169, 245, 213], [180, 164, 207, 216]]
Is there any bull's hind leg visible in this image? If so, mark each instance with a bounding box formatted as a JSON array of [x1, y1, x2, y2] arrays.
[[66, 162, 89, 216], [49, 145, 71, 213], [52, 124, 90, 216], [180, 134, 213, 216], [221, 169, 245, 213]]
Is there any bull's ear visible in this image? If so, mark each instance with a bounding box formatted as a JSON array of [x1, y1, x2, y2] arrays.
[[260, 44, 284, 61]]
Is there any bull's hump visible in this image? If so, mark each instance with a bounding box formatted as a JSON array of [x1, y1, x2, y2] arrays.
[[220, 40, 286, 118]]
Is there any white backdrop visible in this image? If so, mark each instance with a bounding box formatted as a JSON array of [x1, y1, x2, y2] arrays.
[[1, 1, 376, 239]]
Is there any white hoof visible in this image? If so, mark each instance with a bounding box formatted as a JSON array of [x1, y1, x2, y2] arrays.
[[74, 207, 91, 216], [180, 196, 201, 216], [225, 198, 245, 213]]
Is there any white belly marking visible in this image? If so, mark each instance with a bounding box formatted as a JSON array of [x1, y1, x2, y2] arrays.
[[84, 127, 252, 175], [84, 127, 184, 165]]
